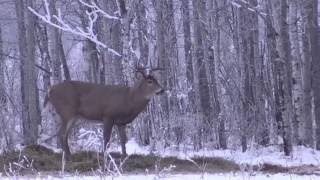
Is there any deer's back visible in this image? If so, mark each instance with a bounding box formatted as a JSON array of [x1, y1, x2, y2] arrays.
[[49, 80, 149, 123], [49, 81, 134, 120]]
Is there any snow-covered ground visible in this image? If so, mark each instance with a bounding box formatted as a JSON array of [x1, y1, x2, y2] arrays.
[[3, 139, 320, 179], [118, 139, 320, 168], [1, 173, 319, 180]]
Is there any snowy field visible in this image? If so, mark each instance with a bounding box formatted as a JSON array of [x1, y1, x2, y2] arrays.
[[0, 173, 319, 180], [115, 139, 320, 168]]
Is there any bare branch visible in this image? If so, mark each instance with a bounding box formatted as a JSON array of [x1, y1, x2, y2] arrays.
[[28, 0, 121, 57], [0, 53, 52, 75], [231, 0, 267, 21], [78, 0, 119, 20]]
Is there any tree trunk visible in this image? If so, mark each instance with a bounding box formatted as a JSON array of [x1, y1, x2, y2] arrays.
[[192, 0, 213, 150], [48, 0, 62, 84], [15, 0, 41, 145], [271, 0, 293, 155], [303, 0, 320, 149], [0, 26, 10, 148], [58, 33, 71, 81], [181, 0, 196, 114], [78, 1, 100, 83], [211, 0, 227, 149], [35, 24, 51, 91], [301, 0, 313, 147], [0, 27, 6, 110], [118, 0, 134, 85], [289, 0, 303, 145], [155, 0, 171, 148], [99, 0, 124, 85], [136, 0, 152, 145], [237, 3, 257, 152], [248, 0, 269, 146]]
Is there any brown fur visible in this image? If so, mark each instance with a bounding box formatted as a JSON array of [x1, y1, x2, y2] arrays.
[[45, 76, 163, 158]]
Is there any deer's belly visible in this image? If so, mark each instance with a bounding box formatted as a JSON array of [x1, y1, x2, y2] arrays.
[[111, 112, 138, 125], [78, 107, 103, 120]]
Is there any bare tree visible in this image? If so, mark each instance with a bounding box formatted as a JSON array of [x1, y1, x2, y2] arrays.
[[289, 0, 303, 145], [48, 0, 63, 84], [79, 0, 100, 83], [0, 26, 9, 149], [99, 0, 124, 85], [271, 0, 293, 155], [192, 0, 214, 150], [35, 23, 51, 91], [181, 0, 196, 113], [301, 0, 313, 147], [303, 0, 320, 149], [211, 0, 226, 149], [15, 0, 41, 145]]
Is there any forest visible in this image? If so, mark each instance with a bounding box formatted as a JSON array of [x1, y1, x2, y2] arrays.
[[0, 0, 319, 177]]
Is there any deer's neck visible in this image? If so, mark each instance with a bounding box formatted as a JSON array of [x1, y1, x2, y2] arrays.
[[130, 86, 150, 107]]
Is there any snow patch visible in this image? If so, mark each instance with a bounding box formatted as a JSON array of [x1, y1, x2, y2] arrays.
[[122, 139, 150, 155], [117, 139, 320, 167]]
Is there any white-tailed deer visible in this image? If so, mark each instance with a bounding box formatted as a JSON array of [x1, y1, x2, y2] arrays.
[[44, 67, 164, 158]]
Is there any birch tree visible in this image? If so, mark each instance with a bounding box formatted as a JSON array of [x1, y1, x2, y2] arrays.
[[289, 0, 303, 145]]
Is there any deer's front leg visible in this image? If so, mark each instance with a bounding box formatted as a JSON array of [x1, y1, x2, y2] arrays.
[[117, 124, 127, 156], [103, 119, 114, 152]]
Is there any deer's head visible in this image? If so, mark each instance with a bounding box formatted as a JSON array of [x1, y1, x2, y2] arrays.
[[136, 67, 164, 99]]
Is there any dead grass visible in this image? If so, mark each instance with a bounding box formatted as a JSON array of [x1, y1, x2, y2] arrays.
[[256, 163, 288, 173], [1, 145, 318, 175], [255, 163, 320, 175], [0, 145, 239, 175]]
